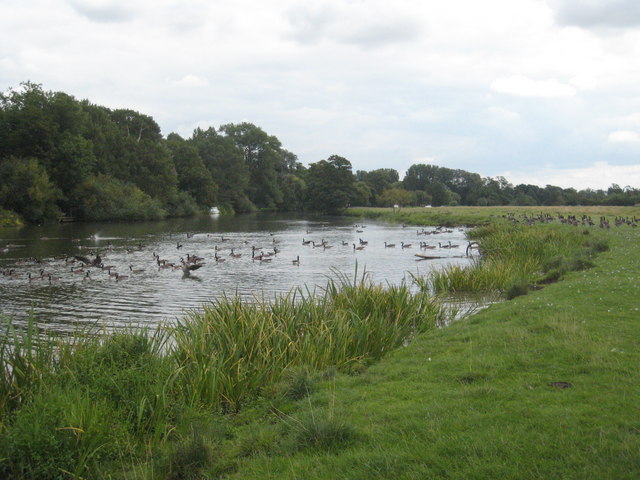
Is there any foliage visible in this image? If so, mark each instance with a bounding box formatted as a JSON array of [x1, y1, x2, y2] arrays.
[[305, 155, 355, 213], [75, 174, 167, 221], [1, 82, 637, 224], [0, 156, 61, 223]]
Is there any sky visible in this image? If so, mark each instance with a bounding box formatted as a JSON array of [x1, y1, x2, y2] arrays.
[[1, 0, 640, 190]]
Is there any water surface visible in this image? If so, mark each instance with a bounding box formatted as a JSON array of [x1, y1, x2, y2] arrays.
[[0, 213, 474, 332]]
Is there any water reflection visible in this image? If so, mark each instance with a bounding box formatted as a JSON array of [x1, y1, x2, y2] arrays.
[[1, 213, 478, 332]]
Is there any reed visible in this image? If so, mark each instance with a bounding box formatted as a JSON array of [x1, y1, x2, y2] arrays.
[[429, 223, 607, 295], [0, 271, 447, 478], [170, 269, 446, 412]]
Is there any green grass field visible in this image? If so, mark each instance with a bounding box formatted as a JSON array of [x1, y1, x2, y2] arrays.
[[1, 206, 639, 479]]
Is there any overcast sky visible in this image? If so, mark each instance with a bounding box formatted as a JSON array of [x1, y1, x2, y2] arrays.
[[2, 0, 640, 190]]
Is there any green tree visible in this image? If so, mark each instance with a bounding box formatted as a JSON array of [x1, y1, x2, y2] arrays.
[[0, 156, 61, 223], [166, 133, 217, 209], [305, 155, 355, 213], [378, 188, 415, 207], [219, 123, 283, 209], [190, 127, 253, 212]]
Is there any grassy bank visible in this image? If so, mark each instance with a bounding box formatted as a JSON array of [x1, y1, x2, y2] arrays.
[[346, 205, 640, 227], [2, 210, 638, 479], [0, 273, 446, 479], [225, 213, 639, 478]]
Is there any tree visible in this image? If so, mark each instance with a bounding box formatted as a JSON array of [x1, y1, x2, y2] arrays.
[[305, 155, 355, 213], [219, 123, 283, 209], [0, 156, 61, 223], [189, 127, 252, 212], [166, 133, 217, 209], [378, 188, 415, 207]]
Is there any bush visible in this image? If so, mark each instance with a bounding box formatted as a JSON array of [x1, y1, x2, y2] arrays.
[[75, 174, 166, 221]]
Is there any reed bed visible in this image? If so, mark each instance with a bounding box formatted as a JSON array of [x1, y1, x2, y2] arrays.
[[429, 222, 607, 296], [171, 270, 445, 412], [0, 271, 446, 478]]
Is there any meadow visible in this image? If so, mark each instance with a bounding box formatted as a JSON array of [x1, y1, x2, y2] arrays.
[[1, 205, 638, 479]]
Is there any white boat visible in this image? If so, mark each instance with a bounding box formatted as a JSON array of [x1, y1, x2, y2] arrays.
[[210, 207, 220, 215]]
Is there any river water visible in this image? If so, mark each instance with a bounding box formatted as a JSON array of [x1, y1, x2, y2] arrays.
[[0, 213, 475, 332]]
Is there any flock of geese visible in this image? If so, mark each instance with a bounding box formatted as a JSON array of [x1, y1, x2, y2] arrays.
[[0, 224, 473, 285]]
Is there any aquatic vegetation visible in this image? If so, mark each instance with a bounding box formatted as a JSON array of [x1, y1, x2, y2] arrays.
[[429, 223, 608, 296], [0, 271, 446, 478]]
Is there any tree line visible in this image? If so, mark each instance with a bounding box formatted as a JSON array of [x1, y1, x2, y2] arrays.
[[0, 82, 638, 225]]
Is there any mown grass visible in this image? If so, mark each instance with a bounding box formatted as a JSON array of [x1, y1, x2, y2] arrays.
[[347, 205, 640, 227]]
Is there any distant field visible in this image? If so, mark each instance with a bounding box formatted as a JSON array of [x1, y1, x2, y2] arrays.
[[347, 205, 640, 226]]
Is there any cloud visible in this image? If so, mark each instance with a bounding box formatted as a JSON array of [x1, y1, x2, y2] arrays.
[[549, 0, 640, 29], [490, 75, 577, 97], [285, 2, 422, 48], [608, 130, 640, 143], [502, 162, 640, 190], [171, 74, 210, 88], [67, 0, 137, 23]]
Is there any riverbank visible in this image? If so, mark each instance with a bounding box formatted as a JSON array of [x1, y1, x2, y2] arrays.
[[1, 210, 638, 479], [346, 205, 640, 227], [225, 212, 639, 479]]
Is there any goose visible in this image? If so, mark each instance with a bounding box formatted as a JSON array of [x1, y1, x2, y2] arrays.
[[230, 248, 242, 259], [342, 241, 349, 246], [181, 262, 203, 276], [384, 242, 395, 248], [302, 238, 312, 245], [106, 267, 119, 278], [359, 238, 368, 245], [401, 242, 412, 249], [214, 253, 226, 263], [115, 273, 128, 281], [74, 254, 92, 265], [48, 273, 60, 283], [448, 241, 460, 248], [353, 243, 365, 251], [177, 242, 183, 249], [292, 255, 300, 265], [83, 271, 92, 281], [323, 244, 333, 250], [438, 242, 451, 249], [129, 265, 145, 274]]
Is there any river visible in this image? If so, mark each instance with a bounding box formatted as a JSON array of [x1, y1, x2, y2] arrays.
[[0, 213, 475, 332]]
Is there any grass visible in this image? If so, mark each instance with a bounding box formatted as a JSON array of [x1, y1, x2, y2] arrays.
[[0, 270, 446, 479], [346, 205, 640, 227], [222, 209, 640, 479], [1, 206, 639, 479]]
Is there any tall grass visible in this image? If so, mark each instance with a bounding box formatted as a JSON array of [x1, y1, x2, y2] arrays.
[[0, 270, 446, 478], [429, 223, 607, 296], [171, 269, 445, 412]]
